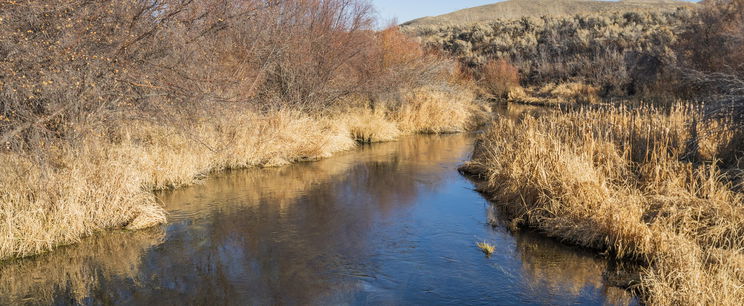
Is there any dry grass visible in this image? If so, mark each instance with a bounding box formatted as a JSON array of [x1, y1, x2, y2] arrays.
[[0, 110, 354, 259], [395, 85, 482, 134], [462, 104, 744, 305], [343, 107, 401, 143], [0, 86, 481, 261], [508, 82, 600, 105], [476, 241, 496, 256]]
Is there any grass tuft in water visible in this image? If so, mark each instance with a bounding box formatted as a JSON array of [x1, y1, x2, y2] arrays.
[[476, 241, 496, 256]]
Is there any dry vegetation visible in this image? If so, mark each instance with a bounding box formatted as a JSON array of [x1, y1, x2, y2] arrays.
[[460, 1, 744, 304], [405, 0, 742, 107], [480, 59, 521, 99], [507, 82, 600, 105], [0, 0, 485, 260], [476, 241, 496, 256], [462, 104, 744, 304], [403, 2, 696, 102], [2, 0, 743, 303]]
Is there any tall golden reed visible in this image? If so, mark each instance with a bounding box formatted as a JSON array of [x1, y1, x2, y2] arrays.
[[462, 104, 744, 305]]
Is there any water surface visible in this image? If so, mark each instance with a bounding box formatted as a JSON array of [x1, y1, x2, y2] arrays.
[[0, 133, 636, 305]]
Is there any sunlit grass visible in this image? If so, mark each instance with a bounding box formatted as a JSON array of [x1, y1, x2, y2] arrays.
[[463, 103, 744, 304], [476, 241, 495, 256]]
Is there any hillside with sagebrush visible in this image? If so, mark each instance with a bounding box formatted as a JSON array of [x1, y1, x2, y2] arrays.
[[402, 1, 702, 101], [402, 0, 696, 27]]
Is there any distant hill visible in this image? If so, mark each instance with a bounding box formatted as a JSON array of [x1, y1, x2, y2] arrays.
[[400, 0, 696, 28]]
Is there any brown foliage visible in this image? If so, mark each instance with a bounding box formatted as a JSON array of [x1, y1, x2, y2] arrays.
[[679, 0, 744, 75], [480, 59, 520, 98], [377, 27, 424, 70], [676, 1, 744, 130], [0, 0, 444, 152], [357, 26, 453, 102]]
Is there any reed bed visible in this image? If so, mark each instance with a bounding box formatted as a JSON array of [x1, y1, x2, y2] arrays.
[[395, 86, 482, 134], [462, 104, 744, 305], [508, 82, 601, 105]]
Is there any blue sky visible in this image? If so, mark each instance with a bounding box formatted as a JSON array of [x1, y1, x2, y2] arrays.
[[372, 0, 501, 24], [370, 0, 700, 25]]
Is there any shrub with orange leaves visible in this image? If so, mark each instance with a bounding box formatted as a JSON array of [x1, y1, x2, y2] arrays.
[[378, 27, 424, 69], [480, 59, 520, 99]]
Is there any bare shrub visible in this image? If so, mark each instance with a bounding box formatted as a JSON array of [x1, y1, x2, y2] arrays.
[[675, 1, 744, 141], [679, 0, 744, 75], [378, 27, 424, 70], [480, 59, 520, 99]]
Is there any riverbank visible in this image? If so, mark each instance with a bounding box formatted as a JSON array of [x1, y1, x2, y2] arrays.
[[0, 86, 489, 261], [461, 103, 744, 305]]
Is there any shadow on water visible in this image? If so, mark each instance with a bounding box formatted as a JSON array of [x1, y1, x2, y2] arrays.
[[0, 133, 638, 305]]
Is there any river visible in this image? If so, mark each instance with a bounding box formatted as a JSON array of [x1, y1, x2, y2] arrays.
[[0, 121, 637, 305]]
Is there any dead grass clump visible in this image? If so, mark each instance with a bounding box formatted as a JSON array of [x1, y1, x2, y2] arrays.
[[550, 83, 600, 104], [463, 103, 744, 304], [343, 107, 401, 143], [395, 86, 478, 134], [0, 147, 163, 259], [508, 82, 600, 105], [476, 241, 496, 256]]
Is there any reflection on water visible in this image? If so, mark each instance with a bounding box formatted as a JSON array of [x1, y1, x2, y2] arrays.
[[512, 232, 636, 306], [0, 229, 165, 305], [0, 134, 637, 305]]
